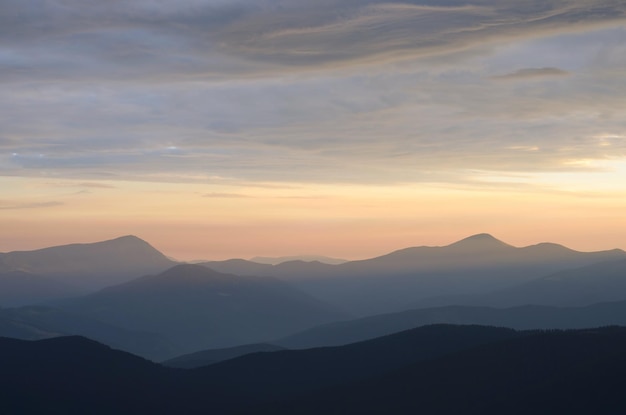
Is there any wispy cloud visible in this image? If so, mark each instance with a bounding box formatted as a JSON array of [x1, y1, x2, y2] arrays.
[[0, 0, 624, 82], [191, 0, 626, 73], [0, 201, 63, 210], [43, 181, 117, 189], [78, 182, 116, 189], [491, 67, 571, 80], [0, 1, 625, 187], [202, 192, 251, 198]]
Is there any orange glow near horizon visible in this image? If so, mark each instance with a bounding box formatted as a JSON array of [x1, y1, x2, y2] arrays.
[[2, 175, 625, 261]]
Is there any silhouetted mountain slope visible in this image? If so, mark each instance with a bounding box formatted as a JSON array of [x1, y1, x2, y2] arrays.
[[262, 327, 626, 415], [163, 343, 286, 368], [0, 335, 260, 415], [277, 300, 626, 349], [0, 270, 79, 307], [4, 326, 626, 414], [0, 305, 175, 360], [0, 325, 520, 414], [57, 264, 347, 354], [0, 235, 176, 294], [189, 324, 520, 408], [202, 234, 626, 315], [0, 336, 176, 415]]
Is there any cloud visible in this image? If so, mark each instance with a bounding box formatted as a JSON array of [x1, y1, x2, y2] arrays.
[[213, 0, 626, 70], [0, 136, 17, 146], [0, 201, 63, 210], [0, 0, 625, 83], [203, 192, 251, 198], [0, 1, 625, 187], [491, 67, 571, 80], [78, 182, 116, 189], [43, 181, 117, 189]]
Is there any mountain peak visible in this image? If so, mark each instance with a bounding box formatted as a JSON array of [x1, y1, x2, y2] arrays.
[[0, 235, 176, 294], [91, 235, 172, 260], [105, 235, 150, 246], [448, 234, 512, 249], [461, 233, 499, 241], [113, 234, 143, 241], [149, 264, 236, 285]]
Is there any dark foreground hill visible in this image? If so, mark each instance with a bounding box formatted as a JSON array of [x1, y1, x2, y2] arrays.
[[57, 264, 347, 354], [187, 324, 520, 405], [3, 326, 626, 414], [0, 325, 519, 414], [0, 336, 174, 415], [261, 327, 626, 415]]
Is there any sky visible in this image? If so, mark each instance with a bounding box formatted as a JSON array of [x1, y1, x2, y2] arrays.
[[1, 0, 625, 260]]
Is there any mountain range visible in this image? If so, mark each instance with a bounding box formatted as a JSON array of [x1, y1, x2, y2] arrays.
[[2, 233, 626, 360], [201, 233, 626, 315], [3, 233, 626, 413], [4, 233, 626, 316]]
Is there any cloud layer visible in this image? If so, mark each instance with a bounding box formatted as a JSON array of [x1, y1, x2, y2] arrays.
[[1, 0, 626, 186]]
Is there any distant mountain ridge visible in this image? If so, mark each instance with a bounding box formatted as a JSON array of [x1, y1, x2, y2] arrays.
[[251, 255, 348, 265], [3, 232, 626, 326], [202, 233, 626, 315], [4, 233, 624, 313], [0, 235, 177, 305]]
